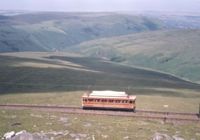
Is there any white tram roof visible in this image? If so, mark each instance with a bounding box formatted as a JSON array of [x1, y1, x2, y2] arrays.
[[85, 90, 136, 100], [90, 90, 127, 97]]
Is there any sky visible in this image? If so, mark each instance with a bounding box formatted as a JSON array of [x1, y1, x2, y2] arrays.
[[0, 0, 200, 13]]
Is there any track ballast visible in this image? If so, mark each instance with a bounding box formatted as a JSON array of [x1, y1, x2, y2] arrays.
[[0, 104, 199, 123]]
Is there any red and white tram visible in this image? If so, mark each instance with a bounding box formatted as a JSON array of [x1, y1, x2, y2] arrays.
[[82, 90, 136, 111]]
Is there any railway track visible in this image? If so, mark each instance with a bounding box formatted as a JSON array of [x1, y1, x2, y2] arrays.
[[0, 104, 199, 123]]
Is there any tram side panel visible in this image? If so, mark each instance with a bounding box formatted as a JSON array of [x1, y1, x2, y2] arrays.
[[82, 97, 136, 111]]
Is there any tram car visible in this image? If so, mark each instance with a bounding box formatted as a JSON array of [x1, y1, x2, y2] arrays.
[[82, 90, 136, 111]]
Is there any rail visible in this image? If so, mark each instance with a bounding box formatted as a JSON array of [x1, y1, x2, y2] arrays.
[[0, 104, 199, 123]]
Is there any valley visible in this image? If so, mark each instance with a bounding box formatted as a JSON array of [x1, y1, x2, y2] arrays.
[[69, 29, 200, 83]]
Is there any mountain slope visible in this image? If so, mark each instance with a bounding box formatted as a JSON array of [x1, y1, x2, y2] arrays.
[[68, 29, 200, 83], [0, 52, 200, 95], [0, 12, 164, 52], [1, 12, 200, 52]]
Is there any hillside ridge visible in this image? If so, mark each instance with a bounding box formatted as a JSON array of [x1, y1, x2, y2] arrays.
[[1, 12, 200, 52], [68, 29, 200, 83]]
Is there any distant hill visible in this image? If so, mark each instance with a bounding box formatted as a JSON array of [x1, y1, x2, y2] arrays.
[[0, 12, 165, 52], [1, 12, 200, 52], [68, 29, 200, 83]]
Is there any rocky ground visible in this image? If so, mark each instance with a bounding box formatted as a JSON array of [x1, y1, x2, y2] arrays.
[[1, 130, 192, 140], [1, 109, 200, 140], [2, 130, 89, 140]]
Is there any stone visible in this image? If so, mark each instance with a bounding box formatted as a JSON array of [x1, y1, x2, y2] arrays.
[[152, 132, 173, 140], [2, 131, 51, 140], [3, 131, 15, 139], [101, 134, 108, 139], [12, 132, 33, 140], [92, 135, 95, 140], [15, 130, 26, 136], [163, 105, 169, 108], [63, 130, 69, 136], [172, 135, 185, 140], [123, 136, 129, 139], [11, 132, 50, 140], [33, 125, 37, 128]]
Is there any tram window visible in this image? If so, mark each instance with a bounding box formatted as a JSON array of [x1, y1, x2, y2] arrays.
[[115, 100, 120, 103], [101, 99, 107, 102], [122, 100, 127, 103], [122, 100, 124, 103], [89, 99, 94, 102], [109, 100, 114, 102]]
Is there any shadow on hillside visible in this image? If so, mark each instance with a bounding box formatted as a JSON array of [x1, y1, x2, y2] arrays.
[[0, 55, 200, 97]]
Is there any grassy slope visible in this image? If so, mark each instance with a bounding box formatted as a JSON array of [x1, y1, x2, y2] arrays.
[[1, 109, 200, 140], [0, 12, 164, 52], [69, 29, 200, 83], [0, 52, 199, 95]]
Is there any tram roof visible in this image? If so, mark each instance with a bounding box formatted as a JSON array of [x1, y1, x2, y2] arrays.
[[90, 90, 127, 97], [82, 91, 136, 100]]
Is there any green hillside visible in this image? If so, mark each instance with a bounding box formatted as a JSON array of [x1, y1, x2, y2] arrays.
[[2, 12, 200, 53], [68, 29, 200, 83], [1, 12, 200, 83], [0, 52, 199, 95], [0, 12, 164, 52]]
